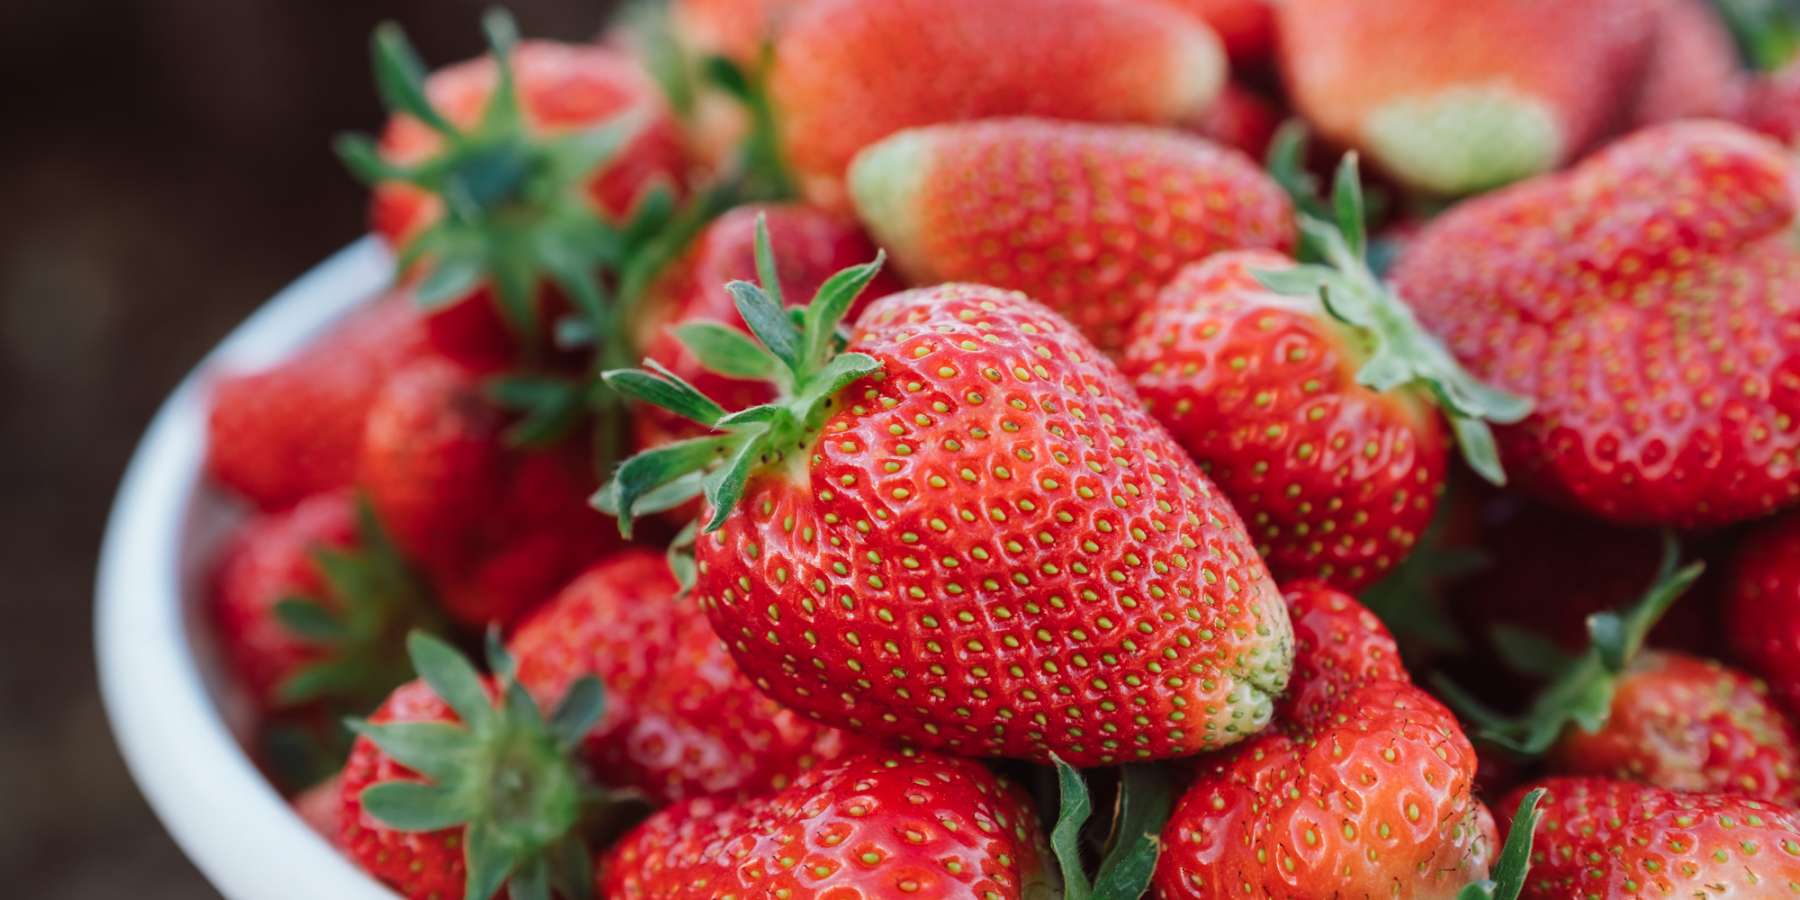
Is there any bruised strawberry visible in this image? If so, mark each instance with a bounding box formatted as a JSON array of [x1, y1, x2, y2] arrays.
[[1277, 0, 1656, 194], [1165, 0, 1275, 64], [1394, 121, 1800, 527], [1156, 585, 1499, 898], [1631, 0, 1745, 127], [360, 355, 616, 629], [206, 297, 426, 510], [1728, 510, 1800, 718], [1499, 777, 1800, 899], [770, 0, 1226, 202], [850, 118, 1294, 353], [603, 225, 1293, 765], [510, 549, 869, 805], [633, 203, 899, 449], [598, 751, 1056, 899]]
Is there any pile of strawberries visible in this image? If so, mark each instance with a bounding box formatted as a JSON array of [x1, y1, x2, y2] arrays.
[[198, 0, 1800, 897]]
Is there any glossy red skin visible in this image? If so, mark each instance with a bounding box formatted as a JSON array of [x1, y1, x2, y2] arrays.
[[372, 42, 688, 372], [696, 284, 1293, 765], [1186, 82, 1282, 161], [1166, 0, 1274, 63], [599, 751, 1056, 899], [206, 298, 427, 510], [633, 204, 900, 451], [1550, 651, 1800, 804], [1394, 122, 1800, 527], [1729, 510, 1800, 719], [359, 355, 616, 629], [1498, 777, 1800, 899], [1630, 0, 1744, 127], [340, 680, 479, 899], [861, 119, 1295, 354], [209, 490, 357, 708], [1122, 251, 1446, 591], [1741, 61, 1800, 147], [1277, 0, 1654, 176], [1157, 586, 1492, 899], [511, 550, 870, 805], [772, 0, 1224, 199]]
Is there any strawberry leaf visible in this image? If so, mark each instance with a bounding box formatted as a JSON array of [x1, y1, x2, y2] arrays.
[[1091, 764, 1175, 900], [1050, 757, 1095, 900], [1457, 788, 1545, 900], [674, 321, 784, 380]]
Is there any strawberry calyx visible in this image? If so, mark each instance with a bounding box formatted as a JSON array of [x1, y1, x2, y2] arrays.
[[1050, 757, 1175, 900], [1433, 533, 1704, 756], [596, 214, 886, 537], [1255, 145, 1531, 486], [1455, 787, 1545, 900], [273, 495, 448, 711], [1716, 0, 1800, 71], [349, 632, 625, 900]]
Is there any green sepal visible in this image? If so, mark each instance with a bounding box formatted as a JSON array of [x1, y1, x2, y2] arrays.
[[488, 374, 590, 447], [603, 363, 728, 427], [1050, 757, 1095, 900], [1090, 765, 1175, 900], [1266, 120, 1331, 224], [1715, 0, 1800, 71], [1457, 788, 1545, 900], [666, 519, 700, 594], [727, 279, 802, 373], [674, 321, 784, 380], [595, 434, 734, 537]]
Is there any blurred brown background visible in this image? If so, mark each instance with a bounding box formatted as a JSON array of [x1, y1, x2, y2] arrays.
[[0, 1, 614, 895]]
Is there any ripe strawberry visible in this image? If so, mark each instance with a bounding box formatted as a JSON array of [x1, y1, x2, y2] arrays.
[[1631, 0, 1745, 127], [598, 751, 1056, 899], [603, 222, 1294, 765], [632, 203, 899, 450], [1187, 82, 1282, 161], [360, 355, 617, 629], [294, 775, 342, 844], [1393, 121, 1800, 527], [850, 118, 1295, 353], [510, 549, 869, 804], [1728, 510, 1800, 718], [770, 0, 1227, 203], [1166, 0, 1275, 64], [1277, 0, 1655, 194], [1742, 60, 1800, 146], [1497, 777, 1800, 899], [1155, 584, 1500, 898], [206, 297, 427, 510], [340, 634, 609, 900], [342, 13, 687, 372]]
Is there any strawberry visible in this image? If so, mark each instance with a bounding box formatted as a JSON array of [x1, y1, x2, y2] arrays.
[[206, 296, 426, 510], [1276, 0, 1656, 194], [1155, 584, 1501, 899], [510, 549, 869, 805], [1742, 60, 1800, 147], [849, 118, 1296, 353], [341, 13, 687, 372], [1119, 154, 1528, 590], [1187, 82, 1283, 162], [340, 634, 613, 900], [598, 750, 1056, 899], [632, 203, 899, 450], [294, 775, 342, 844], [1165, 0, 1275, 64], [1728, 509, 1800, 718], [670, 0, 811, 65], [209, 490, 440, 714], [1497, 777, 1800, 899], [1631, 0, 1745, 127], [770, 0, 1227, 203], [1393, 121, 1800, 527], [602, 221, 1294, 765], [360, 354, 617, 629]]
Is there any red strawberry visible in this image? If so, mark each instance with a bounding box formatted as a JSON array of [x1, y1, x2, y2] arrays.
[[1187, 82, 1283, 161], [344, 14, 687, 372], [598, 751, 1056, 899], [1155, 584, 1499, 898], [1393, 121, 1800, 527], [1631, 0, 1745, 127], [770, 0, 1226, 203], [1277, 0, 1656, 194], [632, 203, 899, 450], [206, 297, 427, 510], [294, 775, 342, 844], [510, 549, 869, 805], [849, 118, 1295, 353], [1498, 777, 1800, 899], [1165, 0, 1275, 64], [603, 227, 1294, 765], [1728, 510, 1800, 718], [1742, 60, 1800, 147], [360, 354, 617, 629], [1548, 651, 1800, 804], [340, 635, 610, 900]]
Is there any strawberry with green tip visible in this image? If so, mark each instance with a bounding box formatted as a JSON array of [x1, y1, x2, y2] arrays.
[[601, 217, 1294, 765], [598, 750, 1058, 899], [1394, 120, 1800, 527], [850, 117, 1296, 353], [1497, 777, 1800, 899], [340, 633, 617, 900]]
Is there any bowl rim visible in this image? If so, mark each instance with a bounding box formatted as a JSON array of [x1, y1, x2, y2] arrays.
[[95, 237, 401, 900]]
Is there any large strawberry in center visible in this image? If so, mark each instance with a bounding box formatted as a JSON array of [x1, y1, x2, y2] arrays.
[[604, 219, 1293, 765]]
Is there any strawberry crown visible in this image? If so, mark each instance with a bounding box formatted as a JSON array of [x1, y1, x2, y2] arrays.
[[1260, 128, 1531, 485], [595, 214, 886, 537], [1434, 533, 1704, 755], [1457, 788, 1545, 900], [349, 632, 627, 900], [1050, 758, 1173, 900], [1717, 0, 1800, 71], [272, 496, 447, 710]]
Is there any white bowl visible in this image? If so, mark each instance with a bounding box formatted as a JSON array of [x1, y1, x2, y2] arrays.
[[96, 238, 401, 900]]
